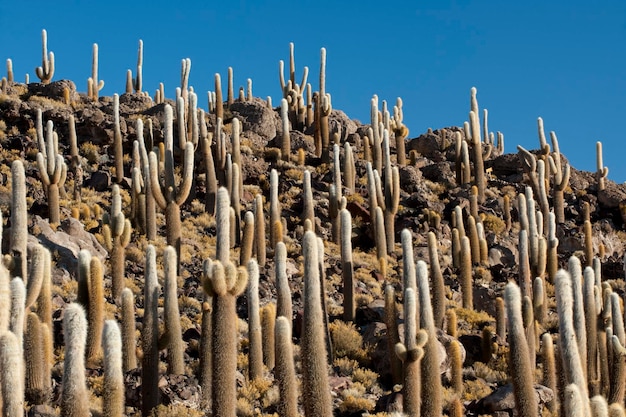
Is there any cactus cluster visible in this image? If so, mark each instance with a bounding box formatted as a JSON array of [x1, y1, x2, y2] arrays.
[[0, 29, 625, 417]]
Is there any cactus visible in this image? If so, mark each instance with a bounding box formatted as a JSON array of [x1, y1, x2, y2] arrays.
[[198, 291, 212, 408], [391, 97, 409, 165], [596, 141, 609, 192], [89, 43, 105, 100], [254, 194, 267, 266], [469, 107, 486, 202], [25, 312, 49, 405], [120, 288, 137, 372], [275, 315, 299, 417], [395, 287, 428, 416], [302, 170, 315, 231], [340, 208, 355, 321], [149, 104, 194, 266], [300, 230, 333, 416], [240, 211, 254, 266], [449, 339, 464, 395], [61, 303, 90, 417], [583, 266, 600, 395], [36, 120, 66, 225], [8, 278, 25, 353], [86, 256, 104, 366], [0, 331, 24, 416], [102, 320, 124, 417], [275, 241, 292, 323], [102, 184, 132, 300], [555, 269, 591, 414], [427, 231, 445, 329], [549, 131, 570, 224], [163, 246, 185, 374], [460, 235, 473, 309], [203, 260, 248, 417], [269, 169, 281, 249], [247, 258, 263, 380], [35, 29, 54, 84], [384, 284, 403, 385], [280, 98, 291, 161], [142, 245, 160, 416], [261, 302, 276, 370], [505, 282, 538, 417], [415, 260, 443, 417]]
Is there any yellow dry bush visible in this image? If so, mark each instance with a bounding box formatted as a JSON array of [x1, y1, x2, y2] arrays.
[[329, 321, 371, 365], [149, 404, 204, 417], [482, 213, 506, 235]]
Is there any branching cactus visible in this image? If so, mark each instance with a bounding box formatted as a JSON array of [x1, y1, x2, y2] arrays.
[[88, 43, 104, 101], [149, 104, 194, 266], [391, 97, 409, 166], [417, 260, 443, 417], [102, 184, 132, 300], [36, 120, 67, 225], [35, 29, 54, 84], [203, 260, 248, 417], [301, 230, 333, 416], [61, 303, 90, 417], [0, 331, 24, 417], [102, 320, 124, 417], [395, 287, 428, 416]]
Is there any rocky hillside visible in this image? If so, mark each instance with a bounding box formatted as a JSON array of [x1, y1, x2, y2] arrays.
[[1, 44, 626, 417]]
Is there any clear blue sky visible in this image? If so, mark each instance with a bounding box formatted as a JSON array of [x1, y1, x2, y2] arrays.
[[2, 1, 625, 182]]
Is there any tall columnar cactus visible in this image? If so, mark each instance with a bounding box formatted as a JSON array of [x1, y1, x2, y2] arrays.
[[275, 315, 299, 417], [88, 43, 105, 101], [301, 230, 333, 417], [163, 246, 185, 375], [86, 256, 104, 367], [469, 107, 486, 202], [9, 278, 25, 353], [102, 320, 124, 417], [112, 93, 124, 183], [302, 169, 315, 231], [460, 235, 473, 309], [36, 120, 66, 225], [142, 245, 160, 416], [314, 47, 332, 163], [35, 29, 54, 84], [61, 303, 90, 417], [549, 131, 570, 224], [240, 211, 254, 267], [120, 288, 137, 372], [416, 260, 443, 417], [133, 39, 143, 93], [0, 331, 24, 417], [555, 269, 591, 415], [505, 282, 538, 417], [583, 266, 599, 395], [395, 287, 428, 416], [427, 231, 446, 329], [340, 208, 355, 322], [247, 258, 263, 381], [102, 184, 132, 300], [391, 97, 409, 165], [254, 194, 267, 266], [280, 98, 291, 161], [275, 241, 292, 322], [203, 260, 248, 417], [568, 256, 588, 381], [269, 169, 281, 249], [596, 141, 609, 192], [149, 104, 194, 266], [261, 302, 276, 370], [25, 312, 50, 405], [384, 284, 403, 385]]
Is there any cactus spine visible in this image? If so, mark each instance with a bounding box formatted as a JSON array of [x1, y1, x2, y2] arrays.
[[61, 303, 90, 417]]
